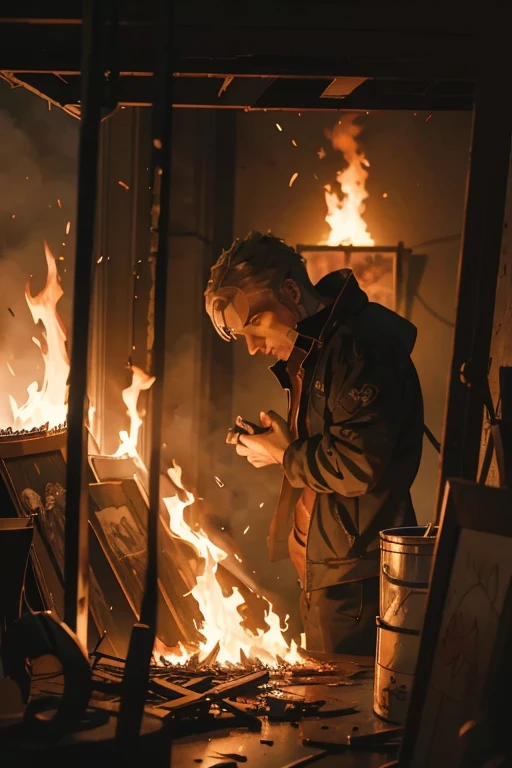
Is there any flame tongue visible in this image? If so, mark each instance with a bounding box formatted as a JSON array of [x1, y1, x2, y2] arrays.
[[6, 241, 70, 432], [322, 115, 374, 247], [113, 365, 155, 457]]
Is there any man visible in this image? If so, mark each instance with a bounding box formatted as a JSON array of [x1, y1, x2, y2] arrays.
[[204, 231, 423, 655]]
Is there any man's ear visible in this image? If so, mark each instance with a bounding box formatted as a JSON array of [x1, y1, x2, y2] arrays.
[[282, 278, 301, 305]]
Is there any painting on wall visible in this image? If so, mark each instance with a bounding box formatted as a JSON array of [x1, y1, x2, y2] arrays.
[[397, 479, 512, 768], [296, 245, 400, 311]]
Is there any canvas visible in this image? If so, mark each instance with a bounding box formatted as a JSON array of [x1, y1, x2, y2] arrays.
[[296, 245, 400, 311], [397, 479, 512, 768]]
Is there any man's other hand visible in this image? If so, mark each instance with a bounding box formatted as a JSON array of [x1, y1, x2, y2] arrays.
[[237, 410, 292, 467]]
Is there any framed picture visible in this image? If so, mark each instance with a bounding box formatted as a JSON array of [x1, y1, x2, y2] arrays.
[[397, 478, 512, 768], [296, 244, 409, 313]]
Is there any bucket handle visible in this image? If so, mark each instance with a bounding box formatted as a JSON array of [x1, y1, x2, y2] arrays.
[[381, 563, 430, 590]]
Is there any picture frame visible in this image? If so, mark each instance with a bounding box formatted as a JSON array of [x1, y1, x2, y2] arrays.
[[296, 243, 409, 314], [396, 478, 512, 768]]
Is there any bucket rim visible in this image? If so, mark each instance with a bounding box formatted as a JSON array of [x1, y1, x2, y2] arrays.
[[379, 525, 435, 545]]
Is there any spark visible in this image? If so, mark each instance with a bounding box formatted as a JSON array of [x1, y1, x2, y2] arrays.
[[11, 214, 16, 219], [97, 255, 104, 263], [25, 176, 29, 180], [289, 172, 299, 187], [317, 147, 326, 159], [313, 174, 319, 180], [7, 362, 15, 376], [234, 554, 243, 563], [58, 256, 65, 261], [118, 180, 130, 190], [61, 242, 66, 247], [382, 192, 388, 198], [425, 114, 433, 123], [291, 139, 298, 147], [57, 198, 62, 208], [66, 221, 71, 235], [259, 502, 264, 508], [243, 526, 250, 535], [276, 123, 283, 131], [214, 476, 225, 488]]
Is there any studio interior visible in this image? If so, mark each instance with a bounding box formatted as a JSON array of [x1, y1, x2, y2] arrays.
[[0, 4, 511, 768]]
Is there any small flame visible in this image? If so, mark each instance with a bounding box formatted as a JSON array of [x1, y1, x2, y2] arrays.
[[320, 115, 374, 247], [112, 365, 155, 457], [5, 242, 69, 432]]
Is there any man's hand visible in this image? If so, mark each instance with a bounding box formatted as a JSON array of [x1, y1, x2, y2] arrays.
[[237, 411, 292, 467]]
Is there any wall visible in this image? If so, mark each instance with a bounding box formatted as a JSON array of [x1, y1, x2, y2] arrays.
[[224, 110, 472, 604]]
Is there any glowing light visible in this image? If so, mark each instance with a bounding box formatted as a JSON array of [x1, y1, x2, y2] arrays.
[[289, 172, 299, 187], [319, 115, 374, 247], [5, 242, 69, 431], [276, 123, 283, 132], [112, 366, 156, 458]]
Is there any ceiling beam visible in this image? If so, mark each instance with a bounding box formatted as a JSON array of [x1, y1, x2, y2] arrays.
[[0, 21, 480, 79], [8, 73, 475, 113]]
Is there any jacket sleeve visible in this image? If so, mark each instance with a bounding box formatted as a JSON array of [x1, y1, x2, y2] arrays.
[[282, 335, 407, 497]]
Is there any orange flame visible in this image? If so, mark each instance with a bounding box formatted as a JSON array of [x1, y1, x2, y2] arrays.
[[321, 115, 374, 247], [162, 462, 304, 666], [112, 365, 155, 458], [6, 242, 69, 431], [112, 373, 305, 666]]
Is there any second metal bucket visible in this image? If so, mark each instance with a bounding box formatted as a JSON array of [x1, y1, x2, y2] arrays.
[[374, 525, 435, 724]]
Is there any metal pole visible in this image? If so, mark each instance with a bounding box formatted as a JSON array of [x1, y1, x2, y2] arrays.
[[64, 0, 106, 646], [434, 8, 512, 521], [116, 0, 173, 743]]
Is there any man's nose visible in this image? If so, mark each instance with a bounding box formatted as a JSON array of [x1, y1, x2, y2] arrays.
[[245, 334, 262, 355]]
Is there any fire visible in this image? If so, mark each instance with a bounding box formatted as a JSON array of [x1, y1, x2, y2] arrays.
[[162, 462, 303, 667], [4, 242, 69, 432], [112, 370, 304, 667], [321, 115, 374, 247], [112, 365, 155, 458]]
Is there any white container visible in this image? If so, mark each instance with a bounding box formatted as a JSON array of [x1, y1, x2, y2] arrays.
[[374, 618, 421, 724], [374, 526, 435, 725]]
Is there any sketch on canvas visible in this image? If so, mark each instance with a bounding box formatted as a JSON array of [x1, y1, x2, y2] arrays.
[[410, 527, 512, 767]]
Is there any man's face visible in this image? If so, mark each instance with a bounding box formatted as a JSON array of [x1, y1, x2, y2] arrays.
[[237, 288, 299, 361]]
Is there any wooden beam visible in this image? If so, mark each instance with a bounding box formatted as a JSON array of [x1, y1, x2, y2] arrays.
[[435, 9, 512, 517], [0, 21, 480, 79]]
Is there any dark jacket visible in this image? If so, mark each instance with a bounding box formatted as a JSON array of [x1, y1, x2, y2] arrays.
[[268, 269, 424, 591]]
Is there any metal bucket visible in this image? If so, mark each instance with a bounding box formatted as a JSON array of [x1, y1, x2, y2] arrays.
[[379, 526, 435, 630], [374, 526, 435, 724], [374, 618, 420, 724]]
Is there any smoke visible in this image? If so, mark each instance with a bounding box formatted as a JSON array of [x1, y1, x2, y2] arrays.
[[0, 82, 78, 425]]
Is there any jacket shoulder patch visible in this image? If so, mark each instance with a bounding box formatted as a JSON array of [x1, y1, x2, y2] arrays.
[[341, 383, 379, 414]]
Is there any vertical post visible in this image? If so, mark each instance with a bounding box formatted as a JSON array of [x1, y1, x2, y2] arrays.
[[116, 0, 173, 744], [435, 10, 512, 519], [199, 112, 236, 489], [64, 0, 106, 646]]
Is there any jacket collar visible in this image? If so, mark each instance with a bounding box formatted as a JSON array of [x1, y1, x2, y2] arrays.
[[270, 269, 367, 386]]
